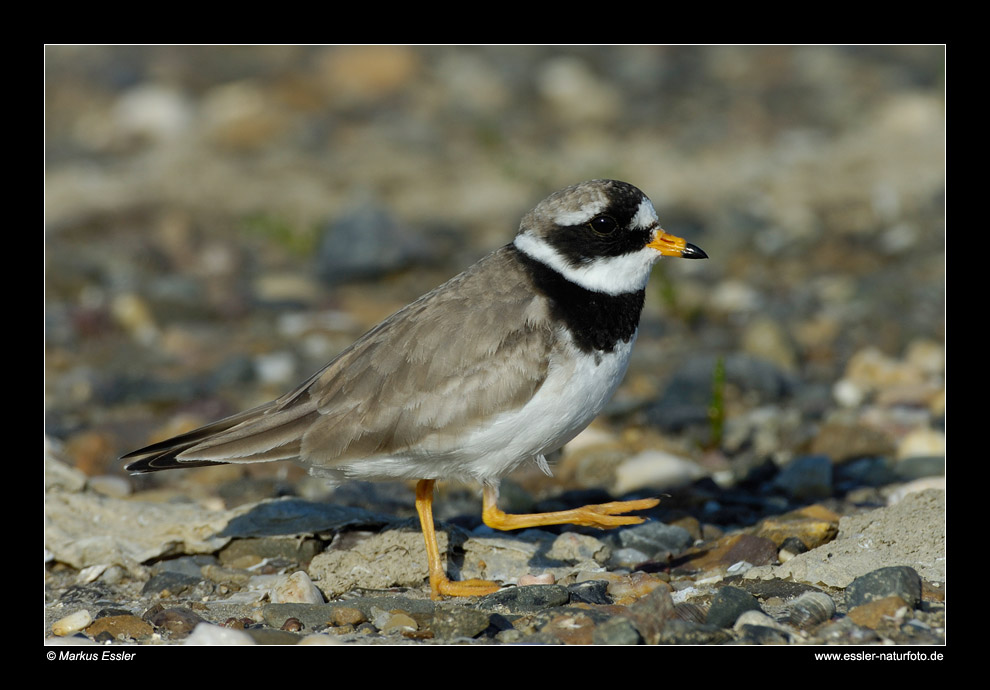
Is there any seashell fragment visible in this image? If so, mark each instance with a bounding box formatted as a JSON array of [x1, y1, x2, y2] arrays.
[[785, 591, 837, 629]]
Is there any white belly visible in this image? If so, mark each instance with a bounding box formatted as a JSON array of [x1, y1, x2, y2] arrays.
[[332, 332, 637, 483]]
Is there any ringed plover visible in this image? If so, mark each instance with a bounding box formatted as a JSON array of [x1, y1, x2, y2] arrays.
[[123, 179, 707, 599]]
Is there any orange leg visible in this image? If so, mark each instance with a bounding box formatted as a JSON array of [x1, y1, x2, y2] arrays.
[[482, 484, 659, 530], [415, 479, 501, 600]]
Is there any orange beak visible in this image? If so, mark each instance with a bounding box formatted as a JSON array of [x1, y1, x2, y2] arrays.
[[648, 229, 708, 259]]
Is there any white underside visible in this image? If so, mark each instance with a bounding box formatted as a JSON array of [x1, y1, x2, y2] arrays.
[[323, 331, 637, 484]]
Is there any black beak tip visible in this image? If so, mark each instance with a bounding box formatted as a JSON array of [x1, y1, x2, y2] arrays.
[[682, 242, 708, 260]]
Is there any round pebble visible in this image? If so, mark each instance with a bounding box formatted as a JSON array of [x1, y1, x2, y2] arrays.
[[52, 609, 93, 636]]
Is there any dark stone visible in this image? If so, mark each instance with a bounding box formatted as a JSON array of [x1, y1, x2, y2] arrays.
[[706, 586, 762, 628], [263, 597, 436, 632], [774, 454, 833, 499], [846, 566, 922, 609], [218, 537, 323, 567], [145, 606, 206, 638], [316, 202, 432, 285], [609, 521, 693, 559], [430, 607, 493, 640], [150, 554, 218, 578], [738, 624, 790, 644], [141, 571, 207, 597], [478, 585, 570, 611], [243, 628, 303, 645], [779, 537, 809, 556], [567, 580, 612, 605], [657, 619, 732, 645], [220, 497, 396, 538], [592, 617, 642, 645]]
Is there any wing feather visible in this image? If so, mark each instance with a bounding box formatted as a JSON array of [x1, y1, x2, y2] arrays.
[[125, 247, 556, 476]]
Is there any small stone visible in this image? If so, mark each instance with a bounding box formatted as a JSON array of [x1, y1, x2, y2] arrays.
[[592, 617, 642, 645], [681, 533, 778, 572], [567, 580, 611, 605], [846, 566, 922, 609], [613, 450, 705, 493], [620, 585, 675, 644], [546, 532, 610, 563], [593, 571, 668, 605], [540, 611, 598, 645], [478, 585, 570, 611], [897, 428, 945, 461], [380, 612, 418, 635], [753, 505, 839, 550], [142, 571, 206, 597], [330, 606, 368, 627], [847, 596, 910, 629], [145, 606, 207, 639], [86, 474, 132, 499], [778, 537, 809, 562], [430, 608, 492, 640], [52, 609, 93, 636], [184, 622, 256, 645], [610, 521, 693, 560], [810, 418, 897, 462], [86, 615, 154, 641], [518, 572, 556, 586], [733, 610, 786, 633], [269, 571, 324, 604], [741, 316, 798, 371], [308, 530, 437, 596], [774, 455, 833, 499], [706, 586, 762, 628]]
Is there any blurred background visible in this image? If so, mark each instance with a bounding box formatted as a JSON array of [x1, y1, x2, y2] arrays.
[[44, 46, 944, 511]]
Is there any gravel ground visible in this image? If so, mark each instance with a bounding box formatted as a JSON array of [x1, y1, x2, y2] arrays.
[[44, 45, 945, 649]]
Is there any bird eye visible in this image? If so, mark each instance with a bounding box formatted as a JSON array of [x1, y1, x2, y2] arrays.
[[588, 215, 618, 235]]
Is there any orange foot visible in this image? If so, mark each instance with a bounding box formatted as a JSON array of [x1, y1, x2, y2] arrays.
[[482, 485, 659, 530], [416, 479, 502, 600], [414, 479, 660, 600]]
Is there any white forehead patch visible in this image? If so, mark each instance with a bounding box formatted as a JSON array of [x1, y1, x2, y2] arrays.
[[552, 199, 606, 227], [631, 197, 659, 230]]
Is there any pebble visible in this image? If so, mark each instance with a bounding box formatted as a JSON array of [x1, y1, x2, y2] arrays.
[[185, 622, 256, 645], [478, 585, 570, 612], [613, 449, 706, 493], [752, 504, 839, 550], [567, 580, 611, 605], [847, 596, 911, 629], [330, 606, 367, 627], [608, 521, 694, 560], [86, 614, 154, 641], [706, 586, 762, 628], [545, 532, 609, 563], [52, 609, 93, 636], [145, 606, 207, 639], [734, 610, 787, 634], [430, 607, 492, 640], [846, 565, 922, 609], [773, 454, 833, 499], [379, 612, 418, 635], [518, 572, 556, 586], [592, 616, 642, 645], [681, 533, 778, 573], [269, 571, 324, 604]]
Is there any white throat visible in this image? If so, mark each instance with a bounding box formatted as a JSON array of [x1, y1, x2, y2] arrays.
[[513, 231, 660, 295]]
